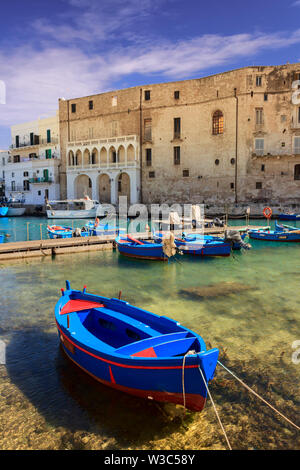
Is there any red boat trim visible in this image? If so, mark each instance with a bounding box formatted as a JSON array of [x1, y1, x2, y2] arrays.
[[61, 346, 206, 411], [56, 322, 198, 370]]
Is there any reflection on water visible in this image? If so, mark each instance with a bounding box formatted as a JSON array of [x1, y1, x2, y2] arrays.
[[0, 239, 299, 449]]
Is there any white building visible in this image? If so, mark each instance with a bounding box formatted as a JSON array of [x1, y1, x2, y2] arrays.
[[0, 150, 9, 199], [7, 113, 60, 205]]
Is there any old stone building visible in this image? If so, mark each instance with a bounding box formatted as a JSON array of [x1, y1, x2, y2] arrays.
[[58, 63, 300, 207]]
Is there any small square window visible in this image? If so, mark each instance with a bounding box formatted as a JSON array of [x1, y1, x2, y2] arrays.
[[261, 164, 265, 172], [256, 182, 262, 189], [89, 100, 93, 110], [38, 190, 41, 196], [230, 182, 234, 189], [174, 91, 180, 99], [149, 171, 155, 178], [71, 103, 76, 113], [264, 93, 268, 101], [146, 148, 152, 166], [182, 169, 189, 177], [144, 90, 151, 101]]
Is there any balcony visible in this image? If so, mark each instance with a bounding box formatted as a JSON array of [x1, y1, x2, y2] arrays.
[[10, 137, 59, 150], [29, 177, 53, 184]]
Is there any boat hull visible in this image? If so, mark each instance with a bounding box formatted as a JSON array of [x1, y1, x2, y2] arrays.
[[176, 240, 231, 257], [55, 286, 219, 411], [116, 238, 168, 261], [47, 209, 98, 219], [0, 234, 4, 244], [248, 230, 300, 241], [6, 207, 26, 216], [0, 207, 8, 217], [278, 213, 300, 220]]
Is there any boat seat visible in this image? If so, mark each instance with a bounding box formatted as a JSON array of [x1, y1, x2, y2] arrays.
[[116, 331, 190, 355], [117, 334, 198, 358], [94, 306, 161, 338]]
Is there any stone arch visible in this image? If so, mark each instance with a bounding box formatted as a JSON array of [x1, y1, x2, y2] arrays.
[[100, 147, 107, 165], [118, 145, 125, 163], [117, 172, 130, 204], [91, 147, 98, 165], [74, 174, 92, 199], [75, 149, 82, 166], [83, 148, 90, 166], [127, 144, 135, 162], [68, 150, 75, 166], [98, 173, 111, 203], [109, 145, 117, 163]]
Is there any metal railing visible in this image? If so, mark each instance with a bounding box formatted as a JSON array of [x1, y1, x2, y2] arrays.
[[28, 177, 53, 184], [10, 137, 59, 149]]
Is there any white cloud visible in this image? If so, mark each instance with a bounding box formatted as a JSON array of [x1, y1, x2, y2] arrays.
[[292, 1, 300, 6], [1, 3, 300, 130]]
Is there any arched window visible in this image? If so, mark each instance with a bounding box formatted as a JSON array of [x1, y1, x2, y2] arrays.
[[212, 110, 224, 135]]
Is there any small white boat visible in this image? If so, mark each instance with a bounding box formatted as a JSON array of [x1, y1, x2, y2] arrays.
[[6, 207, 26, 216], [46, 197, 102, 219]]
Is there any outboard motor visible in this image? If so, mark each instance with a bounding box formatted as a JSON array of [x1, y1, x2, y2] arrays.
[[73, 227, 82, 238], [213, 217, 225, 227], [224, 230, 251, 250]]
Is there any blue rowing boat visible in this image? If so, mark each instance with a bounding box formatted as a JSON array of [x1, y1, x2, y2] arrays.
[[174, 236, 231, 257], [154, 231, 249, 251], [115, 235, 168, 260], [0, 207, 8, 217], [47, 225, 73, 239], [278, 213, 300, 221], [274, 221, 298, 232], [0, 234, 4, 244], [55, 281, 219, 411], [86, 220, 125, 236], [248, 227, 300, 242]]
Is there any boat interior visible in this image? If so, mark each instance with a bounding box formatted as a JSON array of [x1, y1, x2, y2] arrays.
[[78, 307, 200, 357], [61, 297, 202, 358]]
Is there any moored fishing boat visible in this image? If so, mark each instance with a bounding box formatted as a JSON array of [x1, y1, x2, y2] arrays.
[[46, 198, 101, 219], [278, 212, 300, 221], [6, 206, 26, 216], [55, 281, 219, 411], [86, 219, 126, 236], [154, 231, 250, 251], [248, 227, 300, 242], [47, 225, 90, 239], [274, 220, 299, 232], [115, 235, 169, 260], [175, 236, 231, 257], [0, 207, 8, 217], [47, 225, 73, 239]]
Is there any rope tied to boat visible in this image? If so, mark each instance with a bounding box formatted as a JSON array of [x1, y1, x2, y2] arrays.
[[198, 365, 232, 450], [217, 360, 300, 432]]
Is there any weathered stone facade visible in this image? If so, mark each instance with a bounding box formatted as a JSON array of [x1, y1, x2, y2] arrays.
[[58, 63, 300, 206]]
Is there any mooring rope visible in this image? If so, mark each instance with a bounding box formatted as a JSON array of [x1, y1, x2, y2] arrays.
[[218, 360, 300, 431], [198, 366, 232, 450]]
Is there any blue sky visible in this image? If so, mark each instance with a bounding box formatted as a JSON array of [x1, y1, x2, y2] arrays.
[[0, 0, 300, 148]]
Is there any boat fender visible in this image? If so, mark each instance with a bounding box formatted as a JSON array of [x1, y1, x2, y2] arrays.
[[263, 207, 272, 219], [94, 217, 100, 228], [61, 288, 65, 296]]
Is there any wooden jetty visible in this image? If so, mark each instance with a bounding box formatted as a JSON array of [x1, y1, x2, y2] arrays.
[[0, 225, 266, 261]]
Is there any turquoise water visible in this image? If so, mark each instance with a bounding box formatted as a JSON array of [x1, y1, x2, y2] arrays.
[[0, 225, 299, 449], [0, 215, 299, 243]]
